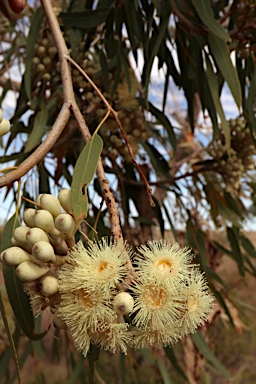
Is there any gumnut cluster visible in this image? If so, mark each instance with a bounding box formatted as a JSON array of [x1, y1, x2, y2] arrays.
[[208, 116, 255, 191], [0, 108, 11, 138], [1, 190, 214, 356]]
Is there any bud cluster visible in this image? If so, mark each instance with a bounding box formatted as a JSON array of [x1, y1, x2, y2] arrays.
[[72, 57, 151, 161], [0, 189, 75, 315], [1, 191, 214, 357], [208, 117, 255, 191]]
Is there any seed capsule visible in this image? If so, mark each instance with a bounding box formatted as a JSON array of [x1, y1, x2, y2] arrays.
[[23, 208, 36, 227], [55, 213, 76, 238], [32, 241, 56, 263], [113, 292, 134, 315], [40, 194, 62, 218], [26, 227, 50, 246], [0, 119, 10, 137], [39, 275, 59, 296], [0, 247, 35, 266], [57, 188, 72, 213], [16, 261, 50, 282]]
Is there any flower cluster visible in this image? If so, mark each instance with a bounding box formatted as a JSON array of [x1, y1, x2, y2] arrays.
[[0, 191, 215, 357]]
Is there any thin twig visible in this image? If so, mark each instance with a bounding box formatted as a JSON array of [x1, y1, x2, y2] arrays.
[[65, 54, 155, 207]]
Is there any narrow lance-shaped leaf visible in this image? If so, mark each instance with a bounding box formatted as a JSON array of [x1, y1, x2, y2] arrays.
[[2, 214, 48, 341], [208, 34, 241, 109], [192, 332, 230, 379], [194, 0, 230, 42], [71, 134, 103, 221], [205, 55, 230, 148], [24, 7, 44, 102], [24, 109, 48, 153], [227, 226, 245, 276]]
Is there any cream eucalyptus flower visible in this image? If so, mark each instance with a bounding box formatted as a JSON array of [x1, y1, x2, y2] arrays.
[[178, 270, 215, 336], [136, 240, 195, 286]]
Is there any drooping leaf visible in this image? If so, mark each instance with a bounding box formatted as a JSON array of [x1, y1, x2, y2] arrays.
[[205, 55, 230, 148], [192, 331, 230, 379], [240, 234, 256, 259], [0, 290, 21, 383], [208, 34, 241, 109], [227, 226, 245, 276], [194, 0, 230, 42], [61, 7, 111, 29], [70, 134, 103, 221], [141, 141, 171, 178], [24, 7, 44, 102], [2, 215, 48, 341], [24, 109, 48, 153], [138, 98, 177, 151]]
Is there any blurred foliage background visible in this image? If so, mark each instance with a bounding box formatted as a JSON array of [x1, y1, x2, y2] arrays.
[[0, 0, 256, 382]]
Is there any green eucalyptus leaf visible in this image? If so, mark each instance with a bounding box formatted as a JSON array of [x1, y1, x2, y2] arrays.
[[205, 56, 230, 148], [194, 0, 230, 42], [24, 109, 48, 153], [192, 331, 230, 378], [227, 226, 245, 276], [24, 7, 44, 102], [0, 290, 21, 384], [61, 8, 111, 29], [138, 98, 177, 151], [71, 134, 103, 221], [2, 214, 48, 341], [208, 34, 241, 109], [240, 234, 256, 259]]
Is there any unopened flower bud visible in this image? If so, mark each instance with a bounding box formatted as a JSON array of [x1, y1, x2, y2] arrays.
[[23, 208, 36, 227], [113, 292, 134, 315], [32, 241, 56, 263], [0, 246, 35, 266], [33, 210, 60, 236], [55, 213, 76, 238], [39, 275, 59, 296], [26, 227, 50, 246], [58, 188, 72, 213], [16, 261, 50, 282], [13, 226, 30, 245], [40, 194, 62, 218], [0, 118, 10, 137], [36, 194, 43, 206]]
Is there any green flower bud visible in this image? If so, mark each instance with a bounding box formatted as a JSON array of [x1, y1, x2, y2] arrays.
[[39, 275, 59, 296], [57, 188, 72, 213], [23, 208, 36, 227], [26, 227, 50, 246], [32, 241, 56, 263], [0, 118, 10, 137], [55, 213, 76, 238], [16, 261, 50, 282], [40, 194, 62, 218]]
